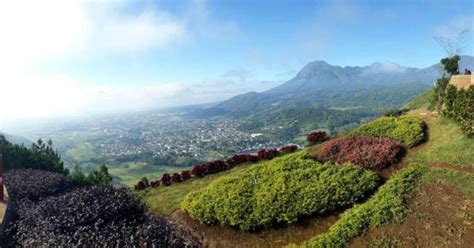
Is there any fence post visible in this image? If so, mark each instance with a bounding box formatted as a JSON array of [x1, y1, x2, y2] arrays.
[[0, 153, 3, 201]]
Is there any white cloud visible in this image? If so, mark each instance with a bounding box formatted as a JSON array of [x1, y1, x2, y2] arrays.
[[0, 0, 241, 126], [0, 0, 186, 68]]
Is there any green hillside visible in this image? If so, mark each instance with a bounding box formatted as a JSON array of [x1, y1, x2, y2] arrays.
[[138, 103, 474, 247]]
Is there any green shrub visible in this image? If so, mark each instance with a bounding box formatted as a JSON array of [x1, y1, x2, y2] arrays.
[[293, 165, 425, 248], [443, 85, 473, 138], [181, 151, 378, 231], [349, 116, 425, 147]]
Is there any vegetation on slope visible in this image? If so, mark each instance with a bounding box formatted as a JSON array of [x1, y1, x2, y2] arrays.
[[349, 115, 426, 147], [4, 169, 202, 247], [403, 88, 435, 110], [317, 136, 404, 170], [137, 162, 255, 215], [182, 151, 378, 231], [0, 135, 67, 174], [294, 165, 425, 248], [407, 111, 474, 166]]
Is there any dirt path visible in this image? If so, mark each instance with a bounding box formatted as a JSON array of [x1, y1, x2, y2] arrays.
[[170, 210, 340, 248], [351, 182, 474, 248]]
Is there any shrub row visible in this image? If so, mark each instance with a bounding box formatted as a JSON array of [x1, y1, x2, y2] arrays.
[[134, 145, 299, 191], [5, 185, 202, 247], [349, 116, 426, 147], [443, 85, 473, 138], [293, 165, 425, 248], [306, 131, 329, 145], [318, 136, 405, 170], [4, 169, 69, 202], [182, 151, 378, 231]]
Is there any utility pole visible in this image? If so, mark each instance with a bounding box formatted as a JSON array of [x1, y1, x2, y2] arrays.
[[0, 153, 3, 201]]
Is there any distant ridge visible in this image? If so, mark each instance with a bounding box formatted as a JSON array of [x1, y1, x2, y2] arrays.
[[195, 55, 474, 118]]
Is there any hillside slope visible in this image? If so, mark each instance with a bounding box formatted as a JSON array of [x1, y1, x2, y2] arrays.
[[139, 106, 474, 248]]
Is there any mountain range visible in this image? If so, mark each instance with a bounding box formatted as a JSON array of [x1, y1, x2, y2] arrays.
[[190, 55, 474, 141]]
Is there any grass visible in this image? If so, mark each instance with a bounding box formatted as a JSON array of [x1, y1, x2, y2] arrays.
[[136, 162, 255, 215], [110, 163, 192, 186], [407, 113, 474, 166], [403, 88, 434, 110], [423, 168, 474, 199]]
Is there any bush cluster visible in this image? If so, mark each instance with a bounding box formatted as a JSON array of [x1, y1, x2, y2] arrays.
[[349, 116, 426, 147], [306, 131, 329, 145], [317, 136, 404, 170], [5, 186, 202, 247], [4, 169, 69, 202], [182, 151, 378, 231], [278, 145, 298, 153], [295, 165, 425, 248], [443, 85, 473, 138], [257, 148, 279, 160], [134, 145, 298, 191]]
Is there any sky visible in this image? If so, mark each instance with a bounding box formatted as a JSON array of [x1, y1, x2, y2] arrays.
[[0, 0, 473, 127]]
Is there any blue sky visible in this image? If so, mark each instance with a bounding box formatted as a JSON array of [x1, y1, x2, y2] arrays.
[[0, 0, 473, 124]]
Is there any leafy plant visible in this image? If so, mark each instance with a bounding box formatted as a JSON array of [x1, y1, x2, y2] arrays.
[[306, 131, 329, 145], [182, 151, 378, 231], [5, 185, 202, 247], [293, 165, 425, 248], [443, 85, 473, 138], [318, 136, 404, 170], [349, 116, 426, 147], [257, 149, 279, 160]]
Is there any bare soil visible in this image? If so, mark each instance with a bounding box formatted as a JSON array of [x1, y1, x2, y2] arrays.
[[350, 182, 474, 248], [170, 210, 340, 248]]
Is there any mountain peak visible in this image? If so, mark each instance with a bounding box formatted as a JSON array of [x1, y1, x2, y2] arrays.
[[364, 62, 408, 74], [296, 60, 334, 79]]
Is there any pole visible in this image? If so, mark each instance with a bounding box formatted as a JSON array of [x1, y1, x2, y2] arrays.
[[0, 153, 3, 201]]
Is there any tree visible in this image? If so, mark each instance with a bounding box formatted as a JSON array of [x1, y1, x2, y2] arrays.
[[139, 177, 150, 187], [440, 55, 461, 75], [434, 28, 470, 57], [0, 135, 67, 174], [69, 165, 88, 186], [87, 163, 112, 185]]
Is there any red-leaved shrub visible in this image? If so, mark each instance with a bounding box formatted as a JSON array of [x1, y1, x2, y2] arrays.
[[181, 170, 191, 180], [307, 131, 329, 144], [279, 145, 298, 153], [171, 173, 182, 183], [226, 154, 258, 167], [191, 165, 205, 178], [257, 149, 279, 160], [161, 173, 172, 186], [134, 181, 146, 191], [150, 180, 160, 188], [317, 136, 404, 170], [201, 160, 227, 174]]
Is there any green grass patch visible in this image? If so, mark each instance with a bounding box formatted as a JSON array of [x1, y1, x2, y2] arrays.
[[408, 116, 474, 166], [182, 151, 378, 231], [423, 168, 474, 199], [136, 163, 255, 215], [292, 165, 425, 248], [349, 116, 425, 147], [403, 88, 434, 110]]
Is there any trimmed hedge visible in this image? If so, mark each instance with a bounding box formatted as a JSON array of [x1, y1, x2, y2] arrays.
[[318, 136, 404, 170], [293, 165, 425, 248], [182, 151, 378, 231], [349, 116, 425, 147]]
